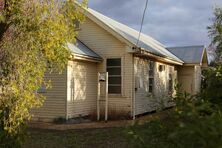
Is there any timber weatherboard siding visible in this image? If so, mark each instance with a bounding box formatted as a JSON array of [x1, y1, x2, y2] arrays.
[[134, 57, 178, 115], [78, 18, 133, 115], [67, 60, 98, 118], [178, 66, 195, 94], [32, 70, 67, 122], [31, 10, 206, 122]]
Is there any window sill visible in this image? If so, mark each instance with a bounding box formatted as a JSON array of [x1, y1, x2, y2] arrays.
[[108, 94, 126, 98]]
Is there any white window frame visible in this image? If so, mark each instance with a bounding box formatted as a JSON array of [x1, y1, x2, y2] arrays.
[[149, 61, 155, 94], [106, 58, 122, 95]]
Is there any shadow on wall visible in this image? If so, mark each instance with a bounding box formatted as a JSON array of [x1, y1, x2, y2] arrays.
[[70, 65, 87, 102], [68, 62, 97, 103], [153, 66, 175, 110]]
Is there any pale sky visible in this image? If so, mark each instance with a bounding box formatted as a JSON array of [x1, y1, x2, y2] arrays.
[[88, 0, 222, 47]]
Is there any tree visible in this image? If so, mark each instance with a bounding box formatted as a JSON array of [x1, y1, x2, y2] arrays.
[[208, 7, 222, 65], [0, 0, 87, 146]]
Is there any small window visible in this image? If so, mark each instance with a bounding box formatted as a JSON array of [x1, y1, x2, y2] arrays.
[[37, 86, 47, 93], [159, 65, 165, 72], [107, 58, 121, 94], [149, 61, 155, 93], [74, 20, 80, 30]]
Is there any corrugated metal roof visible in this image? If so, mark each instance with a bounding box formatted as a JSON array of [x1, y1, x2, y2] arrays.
[[87, 8, 183, 63], [167, 45, 205, 64], [68, 39, 102, 59]]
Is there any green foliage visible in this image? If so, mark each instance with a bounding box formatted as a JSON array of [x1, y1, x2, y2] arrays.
[[201, 66, 222, 105], [208, 7, 222, 64], [0, 0, 87, 146], [127, 96, 222, 148], [127, 70, 222, 148], [126, 25, 222, 145]]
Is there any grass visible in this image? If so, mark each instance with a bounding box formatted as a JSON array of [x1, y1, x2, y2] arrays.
[[23, 120, 171, 148], [23, 116, 220, 148], [24, 128, 131, 148], [23, 112, 170, 148]]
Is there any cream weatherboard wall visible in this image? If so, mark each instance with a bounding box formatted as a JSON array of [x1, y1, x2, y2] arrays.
[[134, 57, 178, 115], [78, 18, 133, 116], [66, 60, 98, 118], [32, 71, 67, 122], [177, 66, 202, 95], [194, 65, 202, 94]]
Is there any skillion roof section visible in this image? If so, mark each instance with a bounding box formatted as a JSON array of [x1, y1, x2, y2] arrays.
[[68, 39, 102, 62]]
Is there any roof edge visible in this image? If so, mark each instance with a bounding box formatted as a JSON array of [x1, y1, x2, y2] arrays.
[[167, 45, 206, 65], [71, 53, 103, 63], [136, 48, 183, 65], [200, 47, 209, 66], [83, 8, 135, 47], [167, 45, 205, 49], [83, 8, 183, 64]]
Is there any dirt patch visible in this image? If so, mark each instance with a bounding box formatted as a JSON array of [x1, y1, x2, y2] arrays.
[[28, 111, 169, 130]]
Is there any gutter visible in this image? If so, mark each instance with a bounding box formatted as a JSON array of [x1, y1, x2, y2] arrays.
[[132, 47, 184, 65], [71, 54, 103, 63]]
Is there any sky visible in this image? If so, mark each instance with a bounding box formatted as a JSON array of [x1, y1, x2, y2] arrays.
[[88, 0, 222, 47]]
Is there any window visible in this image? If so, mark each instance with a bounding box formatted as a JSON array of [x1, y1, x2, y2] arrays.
[[74, 20, 80, 30], [37, 86, 47, 93], [107, 58, 121, 94], [159, 65, 165, 72], [169, 74, 173, 94], [149, 61, 155, 93]]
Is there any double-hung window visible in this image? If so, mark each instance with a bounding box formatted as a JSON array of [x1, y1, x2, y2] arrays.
[[169, 74, 173, 94], [106, 58, 121, 94], [149, 61, 155, 93]]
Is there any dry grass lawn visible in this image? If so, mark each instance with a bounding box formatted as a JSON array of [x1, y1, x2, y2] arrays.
[[24, 128, 132, 148]]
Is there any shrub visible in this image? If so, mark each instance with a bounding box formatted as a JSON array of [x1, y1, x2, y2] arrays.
[[126, 72, 222, 148], [201, 66, 222, 106]]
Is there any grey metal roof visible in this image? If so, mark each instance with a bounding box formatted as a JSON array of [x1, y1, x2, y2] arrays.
[[67, 39, 102, 59], [87, 8, 183, 63], [167, 45, 205, 64]]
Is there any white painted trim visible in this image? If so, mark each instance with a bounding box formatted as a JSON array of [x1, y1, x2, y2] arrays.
[[105, 57, 123, 96]]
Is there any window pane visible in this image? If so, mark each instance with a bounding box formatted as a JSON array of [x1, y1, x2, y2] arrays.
[[149, 61, 154, 76], [149, 61, 154, 69], [107, 68, 121, 75], [107, 58, 121, 94], [107, 59, 121, 66], [149, 86, 153, 93], [149, 61, 155, 93], [149, 78, 154, 85], [108, 77, 121, 84], [108, 86, 121, 94], [149, 70, 154, 76], [37, 86, 47, 93], [169, 80, 173, 92]]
